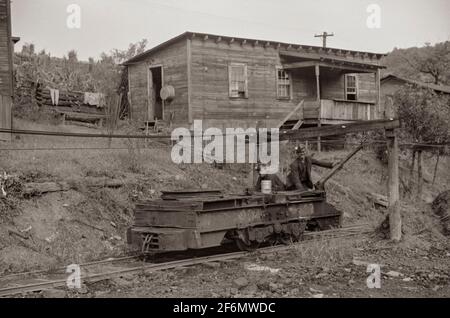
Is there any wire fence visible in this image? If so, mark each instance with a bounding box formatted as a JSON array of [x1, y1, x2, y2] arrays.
[[0, 127, 449, 152]]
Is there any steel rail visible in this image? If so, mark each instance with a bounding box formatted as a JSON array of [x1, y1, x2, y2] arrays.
[[0, 255, 140, 280], [0, 224, 370, 297]]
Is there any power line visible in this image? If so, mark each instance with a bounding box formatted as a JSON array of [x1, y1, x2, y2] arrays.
[[142, 0, 323, 35]]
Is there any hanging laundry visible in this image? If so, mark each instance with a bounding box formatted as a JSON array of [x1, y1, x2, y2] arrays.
[[84, 92, 105, 108], [49, 88, 60, 106]]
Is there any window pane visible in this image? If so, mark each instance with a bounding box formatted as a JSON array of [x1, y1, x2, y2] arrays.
[[277, 69, 290, 98], [230, 64, 247, 98]]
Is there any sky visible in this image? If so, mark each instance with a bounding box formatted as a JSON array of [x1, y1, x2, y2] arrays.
[[11, 0, 450, 61]]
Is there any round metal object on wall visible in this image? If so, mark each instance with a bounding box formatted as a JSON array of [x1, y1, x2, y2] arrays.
[[160, 85, 175, 101]]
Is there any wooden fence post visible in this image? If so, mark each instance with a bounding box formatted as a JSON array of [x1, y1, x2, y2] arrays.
[[386, 128, 401, 241]]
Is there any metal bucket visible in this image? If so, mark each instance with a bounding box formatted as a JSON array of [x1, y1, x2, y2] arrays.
[[261, 180, 272, 194]]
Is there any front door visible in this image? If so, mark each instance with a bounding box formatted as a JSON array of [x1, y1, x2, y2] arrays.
[[148, 66, 163, 121]]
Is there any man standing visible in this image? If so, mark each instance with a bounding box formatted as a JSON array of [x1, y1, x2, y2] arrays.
[[286, 146, 335, 191]]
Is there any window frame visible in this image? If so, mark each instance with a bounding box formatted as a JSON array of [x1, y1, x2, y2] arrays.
[[345, 74, 358, 101], [228, 63, 248, 99], [276, 67, 292, 100]]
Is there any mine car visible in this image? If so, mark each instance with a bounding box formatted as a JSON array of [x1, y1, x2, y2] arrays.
[[127, 189, 342, 254]]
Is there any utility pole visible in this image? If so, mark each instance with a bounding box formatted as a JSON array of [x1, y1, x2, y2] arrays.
[[314, 32, 334, 48]]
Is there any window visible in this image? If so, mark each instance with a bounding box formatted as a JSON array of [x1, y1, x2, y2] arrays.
[[277, 68, 291, 99], [345, 74, 358, 100], [229, 63, 248, 98]]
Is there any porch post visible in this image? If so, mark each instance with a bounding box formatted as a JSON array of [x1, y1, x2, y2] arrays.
[[375, 69, 381, 119], [315, 64, 321, 152]]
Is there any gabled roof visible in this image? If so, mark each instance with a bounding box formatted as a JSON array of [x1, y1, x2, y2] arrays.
[[123, 31, 386, 66], [381, 74, 450, 94]]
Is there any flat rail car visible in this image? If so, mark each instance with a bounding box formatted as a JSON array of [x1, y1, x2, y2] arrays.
[[127, 189, 342, 254]]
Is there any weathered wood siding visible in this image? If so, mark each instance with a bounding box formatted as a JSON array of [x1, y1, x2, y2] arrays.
[[0, 0, 13, 97], [190, 38, 301, 129], [0, 0, 12, 141], [189, 38, 378, 129], [128, 39, 188, 125], [357, 73, 377, 102], [0, 94, 11, 140], [127, 34, 380, 129], [320, 71, 376, 102]]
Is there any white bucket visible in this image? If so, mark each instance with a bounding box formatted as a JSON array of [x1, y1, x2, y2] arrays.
[[261, 180, 272, 194]]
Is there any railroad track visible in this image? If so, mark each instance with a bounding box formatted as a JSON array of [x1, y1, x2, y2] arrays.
[[0, 224, 371, 297]]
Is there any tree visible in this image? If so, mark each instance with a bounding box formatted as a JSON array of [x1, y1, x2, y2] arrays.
[[394, 85, 450, 194], [413, 42, 450, 85], [67, 50, 78, 63], [110, 39, 148, 64], [384, 42, 450, 85]]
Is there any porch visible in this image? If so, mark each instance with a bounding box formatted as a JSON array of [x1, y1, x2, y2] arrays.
[[279, 50, 383, 125], [303, 99, 376, 123]]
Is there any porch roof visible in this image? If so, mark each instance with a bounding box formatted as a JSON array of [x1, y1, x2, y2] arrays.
[[280, 51, 385, 73]]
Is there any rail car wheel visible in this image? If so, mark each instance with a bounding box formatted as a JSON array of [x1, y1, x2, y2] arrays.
[[234, 229, 260, 252], [235, 238, 260, 252]]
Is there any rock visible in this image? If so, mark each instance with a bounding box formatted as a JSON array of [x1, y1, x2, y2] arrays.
[[245, 284, 258, 294], [42, 289, 66, 298], [344, 268, 351, 272], [309, 287, 322, 293], [282, 278, 292, 286], [112, 277, 134, 288], [352, 259, 369, 266], [257, 280, 270, 291], [230, 287, 238, 295], [110, 221, 117, 228], [315, 272, 328, 279], [204, 262, 221, 269], [245, 263, 280, 273], [94, 291, 109, 298], [269, 282, 279, 292], [233, 277, 249, 289], [432, 285, 441, 292], [385, 271, 403, 278], [348, 279, 355, 285], [77, 284, 89, 294], [402, 277, 413, 282], [312, 293, 324, 298]]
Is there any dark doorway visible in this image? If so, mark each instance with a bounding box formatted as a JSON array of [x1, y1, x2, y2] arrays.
[[149, 66, 163, 120]]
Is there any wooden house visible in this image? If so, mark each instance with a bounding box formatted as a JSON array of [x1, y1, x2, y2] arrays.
[[0, 0, 18, 141], [124, 32, 385, 132], [381, 74, 450, 118]]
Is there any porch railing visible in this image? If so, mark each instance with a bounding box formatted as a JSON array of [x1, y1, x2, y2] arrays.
[[303, 99, 376, 121]]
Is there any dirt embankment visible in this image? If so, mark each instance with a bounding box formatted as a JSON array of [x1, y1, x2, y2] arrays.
[[1, 120, 449, 279]]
